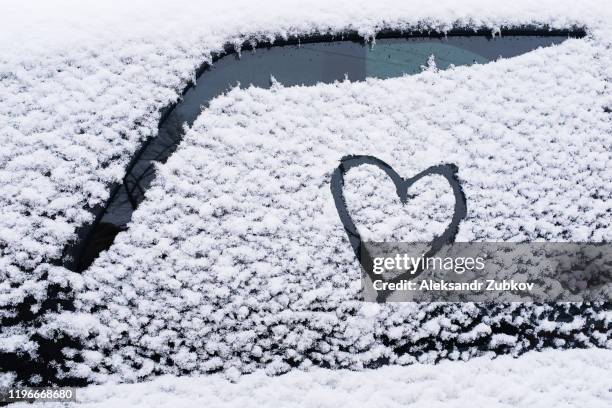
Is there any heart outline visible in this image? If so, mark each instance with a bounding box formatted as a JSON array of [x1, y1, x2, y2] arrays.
[[330, 155, 467, 302]]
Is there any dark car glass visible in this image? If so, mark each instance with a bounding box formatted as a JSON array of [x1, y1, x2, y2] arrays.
[[65, 31, 582, 271]]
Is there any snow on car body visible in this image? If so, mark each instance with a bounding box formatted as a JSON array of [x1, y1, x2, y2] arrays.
[[0, 0, 610, 386]]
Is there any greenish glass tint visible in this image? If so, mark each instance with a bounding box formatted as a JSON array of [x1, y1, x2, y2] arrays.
[[365, 41, 489, 77]]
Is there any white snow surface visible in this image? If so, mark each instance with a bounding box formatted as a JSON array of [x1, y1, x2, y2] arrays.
[[0, 0, 611, 385], [11, 349, 612, 408]]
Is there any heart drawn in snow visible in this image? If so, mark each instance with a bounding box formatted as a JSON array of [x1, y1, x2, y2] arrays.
[[330, 155, 467, 302]]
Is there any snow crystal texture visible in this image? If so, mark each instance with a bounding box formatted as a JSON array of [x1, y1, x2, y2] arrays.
[[11, 349, 612, 408], [77, 8, 611, 382], [0, 0, 611, 386]]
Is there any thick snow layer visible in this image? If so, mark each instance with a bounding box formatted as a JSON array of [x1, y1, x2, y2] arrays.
[[1, 0, 611, 385], [11, 349, 612, 408], [75, 13, 612, 382]]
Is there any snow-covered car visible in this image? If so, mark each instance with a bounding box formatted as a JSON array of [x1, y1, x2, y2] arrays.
[[0, 1, 610, 406]]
